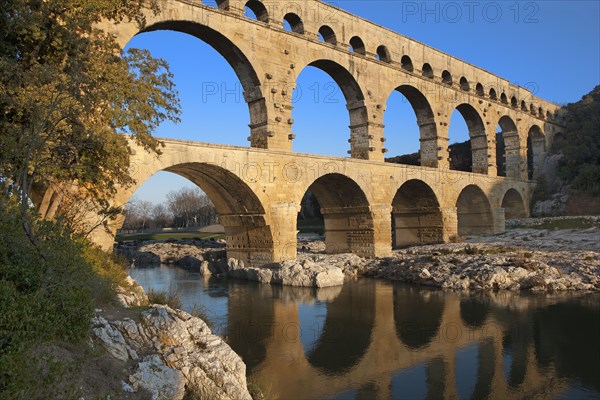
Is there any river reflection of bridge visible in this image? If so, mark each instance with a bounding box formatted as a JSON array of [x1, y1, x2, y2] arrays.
[[221, 280, 599, 400]]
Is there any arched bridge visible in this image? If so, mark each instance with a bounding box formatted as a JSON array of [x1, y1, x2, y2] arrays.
[[44, 0, 564, 265], [75, 138, 533, 265]]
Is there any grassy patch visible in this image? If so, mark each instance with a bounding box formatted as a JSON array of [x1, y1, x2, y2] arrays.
[[539, 218, 598, 230], [147, 286, 182, 309], [115, 232, 225, 242], [463, 245, 483, 255]]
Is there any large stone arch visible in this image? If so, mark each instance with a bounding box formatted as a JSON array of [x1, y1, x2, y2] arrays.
[[449, 103, 489, 174], [100, 10, 270, 148], [302, 173, 375, 256], [502, 188, 527, 219], [391, 180, 443, 247], [496, 115, 521, 178], [456, 185, 494, 236], [383, 85, 439, 167], [293, 59, 369, 158], [117, 157, 275, 266]]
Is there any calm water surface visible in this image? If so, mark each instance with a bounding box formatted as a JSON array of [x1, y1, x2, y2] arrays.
[[130, 265, 600, 400]]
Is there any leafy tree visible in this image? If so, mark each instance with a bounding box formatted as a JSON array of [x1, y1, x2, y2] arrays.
[[0, 0, 180, 247], [298, 190, 323, 221]]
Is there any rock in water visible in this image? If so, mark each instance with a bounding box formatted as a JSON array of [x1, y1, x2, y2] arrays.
[[227, 258, 345, 287]]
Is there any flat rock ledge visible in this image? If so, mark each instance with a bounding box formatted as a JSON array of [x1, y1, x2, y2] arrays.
[[366, 243, 600, 292], [92, 305, 252, 400], [227, 258, 345, 288]]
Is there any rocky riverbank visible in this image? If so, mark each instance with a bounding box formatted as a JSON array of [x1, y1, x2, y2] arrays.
[[115, 221, 599, 292], [351, 224, 598, 291], [366, 242, 599, 292], [90, 279, 253, 400]]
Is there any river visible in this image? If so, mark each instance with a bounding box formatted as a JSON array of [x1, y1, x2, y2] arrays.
[[130, 265, 600, 399]]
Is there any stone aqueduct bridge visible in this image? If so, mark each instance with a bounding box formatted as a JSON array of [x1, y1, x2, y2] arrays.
[[83, 0, 562, 264]]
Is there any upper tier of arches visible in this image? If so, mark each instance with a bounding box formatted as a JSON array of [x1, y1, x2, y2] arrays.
[[101, 0, 561, 176], [228, 0, 559, 121]]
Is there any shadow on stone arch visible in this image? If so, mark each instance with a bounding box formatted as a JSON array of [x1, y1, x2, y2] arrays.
[[496, 116, 520, 178], [456, 185, 493, 236], [527, 125, 545, 180], [303, 173, 374, 257], [391, 179, 443, 248], [502, 188, 527, 219]]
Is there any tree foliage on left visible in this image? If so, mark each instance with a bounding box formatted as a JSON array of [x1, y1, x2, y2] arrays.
[[0, 1, 180, 397], [0, 0, 180, 239]]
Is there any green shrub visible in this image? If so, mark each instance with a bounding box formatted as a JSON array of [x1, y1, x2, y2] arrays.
[[552, 86, 600, 196], [463, 245, 482, 255], [247, 375, 275, 400], [0, 201, 94, 354], [0, 198, 127, 397], [81, 243, 130, 305], [449, 235, 462, 243]]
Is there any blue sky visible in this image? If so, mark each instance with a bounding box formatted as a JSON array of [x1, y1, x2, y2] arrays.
[[126, 0, 600, 205]]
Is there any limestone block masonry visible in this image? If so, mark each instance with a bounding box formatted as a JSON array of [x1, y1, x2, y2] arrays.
[[41, 0, 565, 266]]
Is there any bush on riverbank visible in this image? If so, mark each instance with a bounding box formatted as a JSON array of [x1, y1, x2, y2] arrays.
[[0, 198, 129, 398]]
